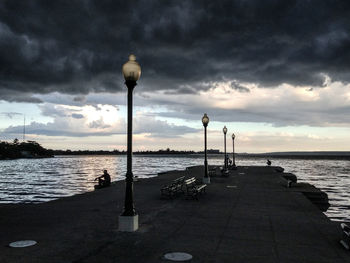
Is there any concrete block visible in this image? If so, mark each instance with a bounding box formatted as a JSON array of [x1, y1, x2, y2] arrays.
[[202, 177, 210, 184], [119, 215, 138, 232]]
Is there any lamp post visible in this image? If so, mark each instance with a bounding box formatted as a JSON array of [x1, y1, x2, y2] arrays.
[[202, 113, 210, 184], [119, 54, 141, 232], [232, 133, 236, 167], [223, 126, 228, 170]]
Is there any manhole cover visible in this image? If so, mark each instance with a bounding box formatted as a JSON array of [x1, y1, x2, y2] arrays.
[[164, 252, 193, 261], [9, 240, 37, 248]]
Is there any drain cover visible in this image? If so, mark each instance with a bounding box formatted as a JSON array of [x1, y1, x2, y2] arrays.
[[164, 252, 193, 261], [239, 172, 245, 175], [226, 185, 237, 188], [9, 240, 37, 248]]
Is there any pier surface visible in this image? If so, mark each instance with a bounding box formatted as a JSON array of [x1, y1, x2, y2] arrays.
[[0, 166, 349, 263]]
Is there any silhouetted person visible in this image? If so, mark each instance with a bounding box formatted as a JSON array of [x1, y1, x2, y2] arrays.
[[95, 170, 111, 188], [267, 159, 271, 166]]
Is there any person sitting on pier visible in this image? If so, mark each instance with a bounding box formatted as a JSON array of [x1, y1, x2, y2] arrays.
[[229, 158, 233, 166], [95, 170, 111, 188], [267, 159, 272, 166]]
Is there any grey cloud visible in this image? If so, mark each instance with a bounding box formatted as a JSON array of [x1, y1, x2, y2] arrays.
[[0, 112, 22, 118], [3, 113, 198, 138], [231, 81, 250, 93], [71, 113, 84, 119], [73, 95, 86, 102], [0, 87, 42, 103], [135, 118, 199, 138], [34, 92, 125, 109], [3, 121, 113, 137], [0, 0, 349, 102], [88, 118, 111, 129], [164, 85, 197, 95], [39, 104, 69, 117], [156, 102, 350, 128]]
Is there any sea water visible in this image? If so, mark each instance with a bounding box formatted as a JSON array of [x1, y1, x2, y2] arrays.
[[0, 155, 349, 222]]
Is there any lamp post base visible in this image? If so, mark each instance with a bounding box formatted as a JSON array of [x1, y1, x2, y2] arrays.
[[202, 177, 210, 184], [119, 215, 139, 232]]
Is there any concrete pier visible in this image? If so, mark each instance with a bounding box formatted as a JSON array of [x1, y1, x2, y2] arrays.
[[0, 166, 349, 262]]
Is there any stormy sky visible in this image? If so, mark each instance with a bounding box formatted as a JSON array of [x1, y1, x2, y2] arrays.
[[1, 0, 350, 152]]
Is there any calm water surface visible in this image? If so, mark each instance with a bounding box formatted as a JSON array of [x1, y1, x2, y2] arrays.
[[0, 155, 349, 222]]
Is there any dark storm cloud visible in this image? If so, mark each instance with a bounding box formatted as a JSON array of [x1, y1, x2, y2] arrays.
[[1, 0, 350, 102]]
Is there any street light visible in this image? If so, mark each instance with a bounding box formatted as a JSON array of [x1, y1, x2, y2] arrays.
[[119, 54, 141, 232], [232, 133, 236, 167], [223, 126, 228, 170], [202, 113, 210, 184]]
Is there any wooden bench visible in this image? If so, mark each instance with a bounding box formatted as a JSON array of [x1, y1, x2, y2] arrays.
[[184, 177, 207, 200], [160, 176, 185, 198], [221, 168, 229, 177]]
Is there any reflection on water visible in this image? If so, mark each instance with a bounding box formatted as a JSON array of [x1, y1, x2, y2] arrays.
[[0, 155, 349, 222], [0, 155, 204, 204]]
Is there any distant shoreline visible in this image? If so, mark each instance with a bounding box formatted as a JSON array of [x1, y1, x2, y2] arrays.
[[51, 152, 350, 160], [2, 139, 350, 161]]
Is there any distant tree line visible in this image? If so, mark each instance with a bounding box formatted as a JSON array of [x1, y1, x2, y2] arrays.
[[0, 141, 200, 159], [3, 141, 347, 160], [134, 148, 195, 155], [0, 139, 54, 160], [53, 149, 124, 155], [53, 148, 196, 155]]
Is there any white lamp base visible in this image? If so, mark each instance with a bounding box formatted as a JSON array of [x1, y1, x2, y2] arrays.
[[119, 215, 139, 232], [202, 177, 210, 184]]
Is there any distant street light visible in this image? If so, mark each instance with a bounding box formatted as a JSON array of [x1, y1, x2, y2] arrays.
[[223, 126, 228, 170], [119, 54, 141, 232], [232, 133, 236, 167], [202, 113, 210, 184]]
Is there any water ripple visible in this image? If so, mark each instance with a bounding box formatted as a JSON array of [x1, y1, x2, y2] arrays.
[[0, 155, 349, 222]]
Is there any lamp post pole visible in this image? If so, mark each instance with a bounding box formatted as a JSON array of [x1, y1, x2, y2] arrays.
[[119, 54, 141, 232], [232, 133, 236, 167], [123, 79, 136, 217], [223, 126, 228, 170], [202, 113, 210, 184]]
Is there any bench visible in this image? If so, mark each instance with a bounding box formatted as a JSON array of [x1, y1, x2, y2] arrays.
[[160, 176, 185, 198], [221, 168, 229, 177], [184, 177, 207, 200]]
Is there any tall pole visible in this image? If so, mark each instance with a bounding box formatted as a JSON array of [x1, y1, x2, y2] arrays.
[[232, 138, 235, 166], [202, 113, 210, 184], [119, 54, 140, 232], [203, 124, 210, 183], [204, 125, 208, 176], [224, 133, 227, 170], [122, 80, 136, 217]]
